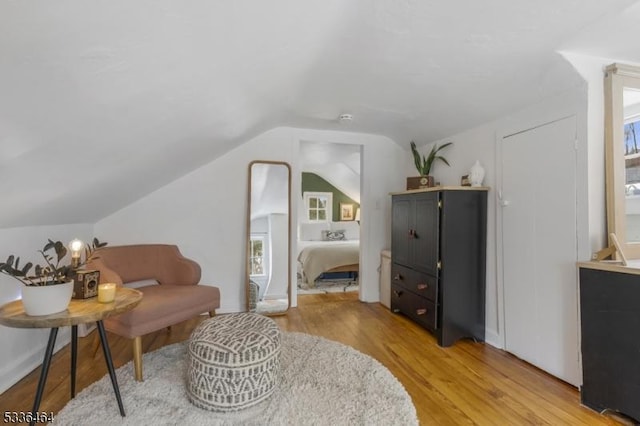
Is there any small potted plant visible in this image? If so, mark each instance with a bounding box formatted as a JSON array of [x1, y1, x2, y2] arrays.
[[0, 238, 106, 315], [407, 141, 453, 189]]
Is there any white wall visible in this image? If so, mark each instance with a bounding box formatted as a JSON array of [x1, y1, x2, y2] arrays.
[[95, 127, 405, 312], [411, 86, 590, 349], [561, 53, 612, 253], [0, 223, 94, 393]]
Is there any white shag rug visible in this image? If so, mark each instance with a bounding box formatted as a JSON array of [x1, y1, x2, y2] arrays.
[[53, 332, 417, 426]]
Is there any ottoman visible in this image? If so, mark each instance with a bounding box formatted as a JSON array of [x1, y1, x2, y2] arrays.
[[186, 312, 281, 412]]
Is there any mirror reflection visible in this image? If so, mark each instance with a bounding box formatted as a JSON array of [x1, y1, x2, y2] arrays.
[[246, 161, 291, 315], [624, 87, 640, 243]]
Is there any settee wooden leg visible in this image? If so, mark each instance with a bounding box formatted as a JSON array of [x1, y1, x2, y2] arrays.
[[133, 336, 143, 382], [208, 310, 216, 317]]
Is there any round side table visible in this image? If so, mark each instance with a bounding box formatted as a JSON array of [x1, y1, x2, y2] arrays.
[[0, 287, 142, 426]]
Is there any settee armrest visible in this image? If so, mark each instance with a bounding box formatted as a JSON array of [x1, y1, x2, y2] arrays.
[[161, 254, 201, 286]]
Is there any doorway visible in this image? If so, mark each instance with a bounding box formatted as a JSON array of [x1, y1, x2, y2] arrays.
[[296, 141, 362, 302], [500, 115, 580, 386]]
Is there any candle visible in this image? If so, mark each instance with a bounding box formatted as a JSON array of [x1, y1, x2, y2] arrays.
[[98, 283, 117, 303]]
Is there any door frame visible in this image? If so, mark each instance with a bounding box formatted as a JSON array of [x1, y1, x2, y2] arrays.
[[494, 94, 590, 353], [293, 140, 364, 307]]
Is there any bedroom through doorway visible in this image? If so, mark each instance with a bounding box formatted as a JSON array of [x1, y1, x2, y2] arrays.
[[297, 141, 362, 300]]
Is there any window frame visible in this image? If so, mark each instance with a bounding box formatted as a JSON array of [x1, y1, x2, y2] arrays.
[[303, 191, 333, 223], [605, 63, 640, 258], [249, 235, 266, 277]]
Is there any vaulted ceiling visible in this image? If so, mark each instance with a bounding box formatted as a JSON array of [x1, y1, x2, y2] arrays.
[[2, 0, 639, 228]]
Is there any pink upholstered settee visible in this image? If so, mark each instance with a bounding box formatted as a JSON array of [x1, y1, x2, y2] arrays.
[[86, 244, 221, 381]]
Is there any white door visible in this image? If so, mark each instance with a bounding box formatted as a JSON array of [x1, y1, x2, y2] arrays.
[[501, 116, 579, 386]]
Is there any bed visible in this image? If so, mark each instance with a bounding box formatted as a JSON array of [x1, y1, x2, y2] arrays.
[[297, 221, 360, 289]]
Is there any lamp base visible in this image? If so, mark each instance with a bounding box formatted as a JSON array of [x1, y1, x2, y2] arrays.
[[71, 270, 100, 299], [406, 176, 434, 190]]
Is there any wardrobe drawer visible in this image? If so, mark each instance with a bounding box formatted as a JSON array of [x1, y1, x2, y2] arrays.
[[391, 263, 437, 302], [390, 283, 437, 331]]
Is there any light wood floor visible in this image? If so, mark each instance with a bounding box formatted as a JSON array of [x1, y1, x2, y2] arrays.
[[0, 292, 630, 425]]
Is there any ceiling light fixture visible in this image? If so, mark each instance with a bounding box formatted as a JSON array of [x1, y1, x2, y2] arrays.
[[338, 114, 353, 123]]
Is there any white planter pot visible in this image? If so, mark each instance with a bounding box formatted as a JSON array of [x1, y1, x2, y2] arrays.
[[21, 281, 73, 316]]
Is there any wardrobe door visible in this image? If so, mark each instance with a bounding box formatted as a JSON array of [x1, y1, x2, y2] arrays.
[[391, 195, 411, 267], [411, 192, 439, 275]]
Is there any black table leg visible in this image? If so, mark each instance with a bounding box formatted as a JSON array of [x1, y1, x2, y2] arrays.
[[71, 325, 77, 398], [30, 328, 58, 426], [96, 320, 125, 417]]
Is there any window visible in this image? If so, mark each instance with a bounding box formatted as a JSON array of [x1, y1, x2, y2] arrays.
[[625, 115, 640, 195], [303, 192, 332, 222], [249, 236, 265, 276], [604, 63, 640, 256]]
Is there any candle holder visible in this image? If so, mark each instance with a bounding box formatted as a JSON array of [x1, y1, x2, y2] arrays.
[[98, 283, 117, 303]]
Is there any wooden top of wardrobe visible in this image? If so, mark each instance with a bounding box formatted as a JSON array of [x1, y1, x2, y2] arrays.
[[390, 186, 490, 196], [577, 260, 640, 276]]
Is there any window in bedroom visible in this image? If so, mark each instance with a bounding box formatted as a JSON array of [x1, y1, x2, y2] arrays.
[[249, 236, 265, 276], [303, 192, 332, 222]]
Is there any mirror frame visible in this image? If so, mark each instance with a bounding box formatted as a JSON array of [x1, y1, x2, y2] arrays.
[[245, 160, 292, 314], [605, 63, 640, 258]]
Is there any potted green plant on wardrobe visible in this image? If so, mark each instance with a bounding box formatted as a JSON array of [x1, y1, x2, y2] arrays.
[[407, 141, 453, 189]]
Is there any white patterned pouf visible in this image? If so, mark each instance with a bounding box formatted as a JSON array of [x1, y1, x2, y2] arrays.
[[186, 312, 281, 412]]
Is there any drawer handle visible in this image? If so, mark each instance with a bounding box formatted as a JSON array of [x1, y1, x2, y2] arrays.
[[393, 289, 403, 297], [416, 308, 427, 316], [417, 283, 428, 290], [408, 229, 414, 238], [393, 274, 403, 281]]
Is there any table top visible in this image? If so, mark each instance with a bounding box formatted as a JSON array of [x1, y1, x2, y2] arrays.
[[577, 260, 640, 276], [389, 186, 490, 195], [0, 287, 142, 329]]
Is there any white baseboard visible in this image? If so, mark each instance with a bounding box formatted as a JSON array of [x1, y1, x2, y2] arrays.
[[215, 303, 245, 314], [484, 328, 502, 349], [0, 328, 71, 394]]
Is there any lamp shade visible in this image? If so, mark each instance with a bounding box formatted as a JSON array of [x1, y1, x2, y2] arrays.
[[354, 208, 360, 221]]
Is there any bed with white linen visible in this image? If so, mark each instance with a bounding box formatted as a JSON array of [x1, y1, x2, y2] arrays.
[[297, 221, 360, 288]]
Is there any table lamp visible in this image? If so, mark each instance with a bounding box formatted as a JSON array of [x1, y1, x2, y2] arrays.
[[68, 239, 84, 269]]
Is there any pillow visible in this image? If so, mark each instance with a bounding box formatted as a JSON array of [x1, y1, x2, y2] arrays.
[[331, 221, 360, 240], [299, 222, 330, 241], [124, 279, 159, 289], [322, 229, 346, 241]]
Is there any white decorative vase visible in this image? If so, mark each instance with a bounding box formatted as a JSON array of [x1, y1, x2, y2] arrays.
[[469, 160, 485, 187], [21, 281, 73, 316]]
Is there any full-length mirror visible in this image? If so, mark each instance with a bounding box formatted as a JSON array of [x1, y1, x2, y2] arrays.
[[246, 161, 291, 315], [605, 63, 640, 258]]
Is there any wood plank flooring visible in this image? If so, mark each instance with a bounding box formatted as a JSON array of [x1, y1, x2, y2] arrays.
[[0, 292, 630, 425]]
